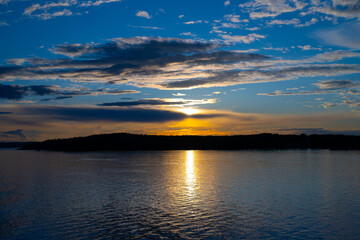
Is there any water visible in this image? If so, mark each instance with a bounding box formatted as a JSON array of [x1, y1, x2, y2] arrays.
[[1, 150, 360, 239]]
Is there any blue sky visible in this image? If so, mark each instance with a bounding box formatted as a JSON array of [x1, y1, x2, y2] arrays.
[[1, 0, 360, 140]]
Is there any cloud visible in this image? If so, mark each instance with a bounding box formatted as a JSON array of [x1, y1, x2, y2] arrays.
[[2, 104, 360, 140], [267, 18, 300, 25], [23, 0, 121, 20], [128, 25, 164, 30], [298, 45, 322, 51], [316, 23, 360, 49], [314, 79, 359, 89], [180, 32, 196, 37], [178, 14, 184, 18], [162, 65, 360, 89], [184, 20, 207, 24], [98, 98, 217, 107], [221, 33, 266, 44], [238, 0, 360, 24], [312, 0, 360, 20], [23, 1, 74, 16], [25, 8, 73, 20], [259, 79, 360, 96], [0, 84, 29, 99], [0, 84, 63, 100], [224, 14, 243, 23], [0, 129, 28, 141], [23, 0, 76, 20], [246, 27, 260, 31], [258, 90, 329, 96], [0, 83, 140, 100], [50, 43, 100, 57], [0, 83, 76, 100], [224, 0, 230, 6], [0, 37, 271, 89], [2, 37, 359, 91], [80, 0, 122, 7], [239, 0, 307, 19], [95, 89, 140, 95], [0, 111, 12, 114], [18, 105, 222, 123], [136, 10, 151, 19], [0, 21, 9, 26]]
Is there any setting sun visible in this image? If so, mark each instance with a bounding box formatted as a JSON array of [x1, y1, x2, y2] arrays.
[[178, 108, 201, 115]]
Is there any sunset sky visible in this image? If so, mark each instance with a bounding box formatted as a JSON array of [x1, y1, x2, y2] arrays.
[[1, 0, 360, 141]]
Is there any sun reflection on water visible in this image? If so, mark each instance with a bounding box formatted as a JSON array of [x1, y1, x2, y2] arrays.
[[186, 150, 196, 194]]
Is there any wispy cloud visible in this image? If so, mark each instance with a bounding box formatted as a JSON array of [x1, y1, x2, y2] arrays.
[[184, 20, 208, 24], [316, 23, 360, 49], [221, 33, 266, 44], [267, 18, 300, 26], [180, 32, 196, 36], [23, 0, 121, 20], [128, 25, 164, 30]]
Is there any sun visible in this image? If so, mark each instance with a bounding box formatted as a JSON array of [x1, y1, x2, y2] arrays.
[[178, 108, 200, 115]]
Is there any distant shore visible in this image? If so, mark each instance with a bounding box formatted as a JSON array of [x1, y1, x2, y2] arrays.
[[18, 133, 360, 151], [0, 142, 35, 149]]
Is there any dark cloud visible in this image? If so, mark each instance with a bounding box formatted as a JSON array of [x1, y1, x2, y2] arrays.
[[0, 111, 12, 114], [1, 37, 358, 90], [259, 79, 360, 96], [314, 79, 359, 89], [50, 43, 97, 57], [99, 98, 217, 107], [0, 83, 28, 99], [50, 37, 216, 59], [0, 37, 270, 87], [98, 99, 188, 107], [317, 0, 360, 19], [162, 65, 360, 89], [0, 129, 28, 141], [29, 85, 60, 95], [0, 83, 139, 100], [258, 91, 325, 96], [40, 96, 74, 102], [20, 106, 223, 123], [95, 89, 140, 95], [0, 83, 62, 100]]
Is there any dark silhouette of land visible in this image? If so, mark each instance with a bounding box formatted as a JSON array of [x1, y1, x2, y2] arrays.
[[0, 142, 35, 149], [20, 133, 360, 151]]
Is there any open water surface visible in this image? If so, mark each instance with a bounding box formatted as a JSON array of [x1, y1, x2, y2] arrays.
[[0, 150, 360, 239]]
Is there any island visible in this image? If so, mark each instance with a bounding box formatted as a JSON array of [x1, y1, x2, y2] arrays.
[[20, 133, 360, 151]]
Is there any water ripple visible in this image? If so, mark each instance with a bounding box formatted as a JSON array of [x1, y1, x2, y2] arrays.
[[1, 150, 360, 239]]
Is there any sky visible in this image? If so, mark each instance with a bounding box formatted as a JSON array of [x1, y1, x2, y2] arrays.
[[1, 0, 360, 141]]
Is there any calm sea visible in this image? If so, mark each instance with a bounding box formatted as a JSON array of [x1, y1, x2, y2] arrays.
[[1, 150, 360, 239]]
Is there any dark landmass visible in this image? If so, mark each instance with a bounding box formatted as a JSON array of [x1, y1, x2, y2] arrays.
[[0, 142, 36, 149], [20, 133, 360, 151]]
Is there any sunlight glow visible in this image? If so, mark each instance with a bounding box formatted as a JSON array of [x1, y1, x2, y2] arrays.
[[179, 108, 200, 115], [185, 150, 196, 194]]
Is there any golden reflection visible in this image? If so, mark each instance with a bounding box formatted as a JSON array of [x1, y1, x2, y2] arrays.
[[186, 150, 196, 194]]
